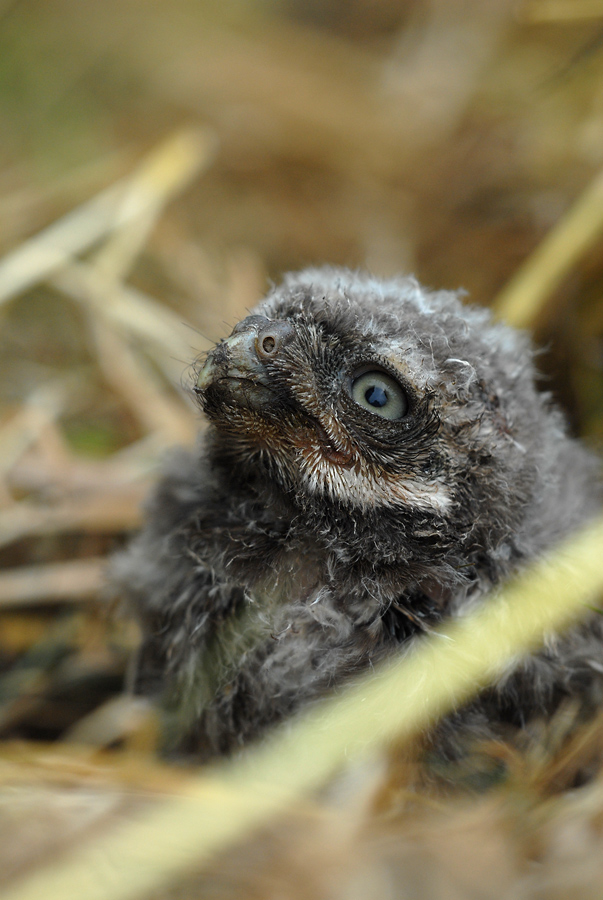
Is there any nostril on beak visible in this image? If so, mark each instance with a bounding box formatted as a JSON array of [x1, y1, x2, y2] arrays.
[[260, 334, 276, 355], [255, 320, 294, 360]]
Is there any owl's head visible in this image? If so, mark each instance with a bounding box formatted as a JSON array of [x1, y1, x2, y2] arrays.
[[194, 268, 574, 575]]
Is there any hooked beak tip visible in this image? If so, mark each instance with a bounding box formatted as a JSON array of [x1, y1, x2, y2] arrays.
[[195, 355, 215, 392]]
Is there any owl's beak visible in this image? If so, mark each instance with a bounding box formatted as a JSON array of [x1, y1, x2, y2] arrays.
[[195, 316, 294, 402], [196, 329, 261, 391]]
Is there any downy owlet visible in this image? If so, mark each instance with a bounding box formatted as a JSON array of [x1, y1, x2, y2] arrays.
[[113, 268, 603, 760]]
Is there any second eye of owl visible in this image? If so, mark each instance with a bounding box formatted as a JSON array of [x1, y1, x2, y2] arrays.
[[350, 370, 408, 420]]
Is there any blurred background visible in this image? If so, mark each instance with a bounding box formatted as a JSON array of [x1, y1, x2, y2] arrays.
[[3, 2, 603, 427], [0, 0, 603, 840]]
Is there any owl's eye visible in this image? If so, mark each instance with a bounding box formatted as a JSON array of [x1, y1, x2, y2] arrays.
[[350, 370, 408, 420]]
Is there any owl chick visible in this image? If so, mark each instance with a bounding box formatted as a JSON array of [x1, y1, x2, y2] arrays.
[[113, 268, 602, 760]]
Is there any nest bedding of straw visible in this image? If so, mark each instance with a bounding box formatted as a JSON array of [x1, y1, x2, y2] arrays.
[[1, 2, 603, 898]]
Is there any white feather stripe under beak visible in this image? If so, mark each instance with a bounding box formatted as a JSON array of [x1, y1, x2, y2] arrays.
[[297, 443, 451, 512]]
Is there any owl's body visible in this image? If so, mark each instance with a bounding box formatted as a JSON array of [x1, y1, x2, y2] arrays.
[[114, 268, 602, 760]]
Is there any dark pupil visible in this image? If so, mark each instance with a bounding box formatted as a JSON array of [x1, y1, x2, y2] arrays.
[[365, 385, 388, 408]]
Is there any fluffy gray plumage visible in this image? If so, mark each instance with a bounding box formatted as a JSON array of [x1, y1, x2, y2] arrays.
[[113, 267, 602, 760]]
